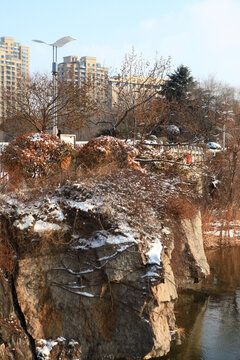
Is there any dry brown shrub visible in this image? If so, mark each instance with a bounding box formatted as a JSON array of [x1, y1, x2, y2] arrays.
[[201, 207, 215, 234], [79, 161, 120, 179], [172, 325, 185, 339], [1, 132, 74, 190], [76, 136, 143, 172], [202, 203, 240, 248], [23, 227, 73, 257], [166, 197, 197, 220]]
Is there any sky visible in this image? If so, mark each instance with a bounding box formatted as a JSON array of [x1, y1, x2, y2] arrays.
[[2, 0, 240, 88]]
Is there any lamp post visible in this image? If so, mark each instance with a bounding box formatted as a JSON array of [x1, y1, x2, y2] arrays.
[[32, 36, 76, 135]]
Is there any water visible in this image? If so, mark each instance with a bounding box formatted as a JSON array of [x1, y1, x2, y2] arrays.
[[160, 247, 240, 360]]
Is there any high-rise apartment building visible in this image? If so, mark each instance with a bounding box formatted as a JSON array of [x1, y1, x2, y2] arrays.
[[0, 37, 29, 120], [58, 56, 108, 100]]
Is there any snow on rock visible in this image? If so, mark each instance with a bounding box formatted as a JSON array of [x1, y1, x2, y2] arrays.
[[14, 214, 35, 230], [36, 338, 80, 359], [64, 198, 97, 212], [37, 339, 58, 360], [73, 291, 95, 297], [0, 193, 66, 234], [162, 227, 171, 235], [33, 220, 62, 234], [146, 238, 163, 266], [72, 229, 138, 250], [56, 336, 66, 342], [141, 269, 160, 279], [69, 339, 79, 346], [44, 196, 65, 221]]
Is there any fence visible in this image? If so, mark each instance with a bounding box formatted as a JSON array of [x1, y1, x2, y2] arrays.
[[138, 141, 204, 164], [167, 144, 204, 163]]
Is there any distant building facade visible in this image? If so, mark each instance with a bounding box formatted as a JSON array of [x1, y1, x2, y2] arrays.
[[0, 37, 29, 121], [108, 75, 163, 108], [58, 56, 108, 100]]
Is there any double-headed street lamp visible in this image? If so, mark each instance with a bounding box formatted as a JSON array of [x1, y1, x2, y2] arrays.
[[32, 36, 76, 135]]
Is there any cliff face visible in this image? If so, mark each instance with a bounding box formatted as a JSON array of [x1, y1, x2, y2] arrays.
[[171, 210, 210, 287], [0, 171, 209, 360]]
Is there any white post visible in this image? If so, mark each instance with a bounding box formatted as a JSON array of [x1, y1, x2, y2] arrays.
[[223, 122, 226, 151]]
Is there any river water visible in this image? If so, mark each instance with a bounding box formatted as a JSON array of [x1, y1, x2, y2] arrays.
[[160, 247, 240, 360]]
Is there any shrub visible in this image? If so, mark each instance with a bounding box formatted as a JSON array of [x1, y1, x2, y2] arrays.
[[166, 197, 197, 220], [76, 136, 143, 171], [1, 133, 73, 184]]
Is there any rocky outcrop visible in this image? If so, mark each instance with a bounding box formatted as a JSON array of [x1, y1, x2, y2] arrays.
[[0, 174, 210, 360], [171, 210, 210, 287], [0, 229, 178, 359]]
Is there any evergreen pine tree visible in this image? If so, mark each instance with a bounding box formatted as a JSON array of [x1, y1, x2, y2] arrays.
[[161, 65, 195, 102]]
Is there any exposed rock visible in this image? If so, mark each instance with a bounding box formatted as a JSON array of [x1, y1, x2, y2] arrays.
[[171, 210, 210, 288], [14, 230, 176, 359], [0, 171, 210, 359], [0, 274, 32, 359]]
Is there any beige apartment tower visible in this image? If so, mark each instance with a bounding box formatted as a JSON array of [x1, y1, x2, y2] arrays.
[[58, 56, 108, 100], [0, 37, 29, 122]]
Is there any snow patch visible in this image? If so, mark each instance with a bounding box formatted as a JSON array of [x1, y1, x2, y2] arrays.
[[69, 339, 79, 346], [72, 230, 138, 250], [56, 336, 66, 342], [141, 270, 160, 278], [74, 291, 95, 297], [146, 238, 162, 265], [64, 198, 96, 212], [14, 214, 35, 230], [34, 220, 61, 233], [162, 227, 170, 235], [37, 339, 58, 360]]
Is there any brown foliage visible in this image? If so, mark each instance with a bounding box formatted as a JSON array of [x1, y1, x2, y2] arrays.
[[1, 132, 74, 189], [166, 197, 197, 221], [76, 136, 143, 171]]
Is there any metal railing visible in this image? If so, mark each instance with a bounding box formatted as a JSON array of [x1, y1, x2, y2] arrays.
[[168, 144, 204, 163]]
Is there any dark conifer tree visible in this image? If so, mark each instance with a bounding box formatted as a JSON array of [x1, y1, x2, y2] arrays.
[[161, 65, 195, 102]]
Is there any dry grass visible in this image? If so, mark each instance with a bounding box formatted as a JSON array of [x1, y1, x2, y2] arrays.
[[166, 197, 197, 221], [202, 203, 240, 248], [172, 325, 186, 341], [201, 207, 215, 234]]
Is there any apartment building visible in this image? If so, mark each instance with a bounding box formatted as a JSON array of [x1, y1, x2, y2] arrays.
[[58, 56, 108, 100], [108, 75, 163, 108], [0, 37, 29, 120]]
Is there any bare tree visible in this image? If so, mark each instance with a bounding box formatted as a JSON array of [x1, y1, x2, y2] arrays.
[[97, 48, 171, 138], [0, 73, 98, 137], [191, 78, 240, 142]]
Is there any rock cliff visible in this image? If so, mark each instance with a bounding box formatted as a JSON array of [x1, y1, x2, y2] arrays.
[[0, 169, 209, 359]]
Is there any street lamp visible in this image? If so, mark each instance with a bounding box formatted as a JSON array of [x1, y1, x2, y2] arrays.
[[32, 36, 76, 135]]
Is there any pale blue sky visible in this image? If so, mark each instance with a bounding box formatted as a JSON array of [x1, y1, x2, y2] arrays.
[[2, 0, 240, 87]]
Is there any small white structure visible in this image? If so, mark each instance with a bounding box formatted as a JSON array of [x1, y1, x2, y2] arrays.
[[60, 134, 76, 147]]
